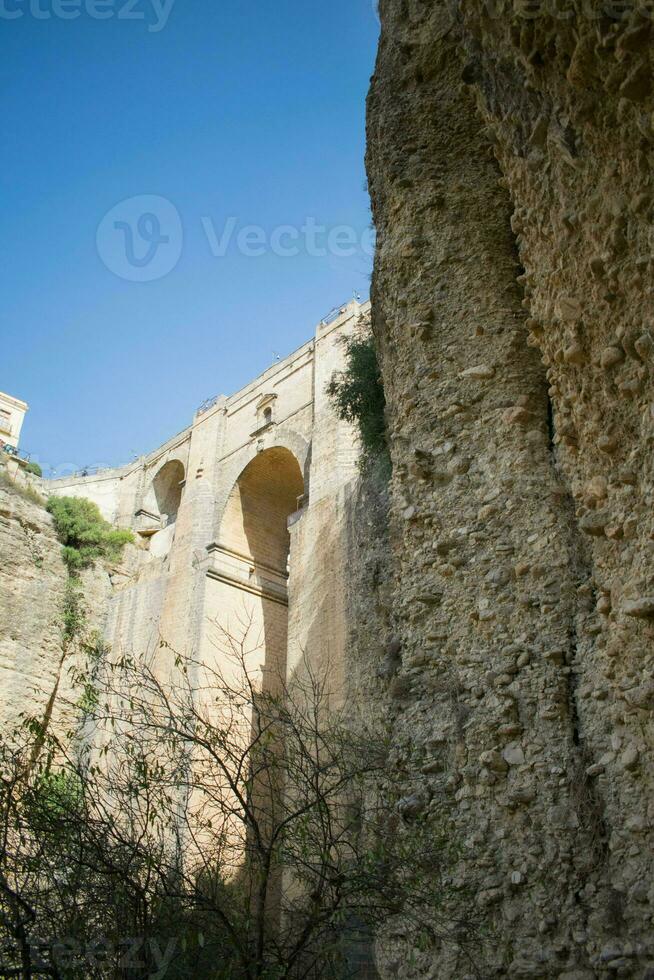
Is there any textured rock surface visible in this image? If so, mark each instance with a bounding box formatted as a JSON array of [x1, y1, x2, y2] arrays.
[[3, 7, 654, 971], [0, 476, 113, 736], [0, 479, 69, 728], [366, 1, 654, 975]]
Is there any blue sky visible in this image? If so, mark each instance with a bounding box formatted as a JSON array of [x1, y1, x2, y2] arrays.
[[1, 1, 379, 474]]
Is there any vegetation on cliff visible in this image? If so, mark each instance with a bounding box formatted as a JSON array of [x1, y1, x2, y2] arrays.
[[46, 495, 133, 573], [0, 462, 45, 507], [327, 331, 388, 469], [0, 621, 467, 978]]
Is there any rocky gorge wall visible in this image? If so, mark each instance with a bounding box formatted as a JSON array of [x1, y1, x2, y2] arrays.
[[2, 7, 653, 972], [0, 476, 69, 729], [365, 1, 654, 977], [0, 471, 113, 740]]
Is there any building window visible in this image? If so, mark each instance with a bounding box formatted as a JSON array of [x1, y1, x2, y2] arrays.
[[251, 394, 277, 436]]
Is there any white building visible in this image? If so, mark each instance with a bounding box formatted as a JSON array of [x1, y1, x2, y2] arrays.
[[0, 391, 29, 449]]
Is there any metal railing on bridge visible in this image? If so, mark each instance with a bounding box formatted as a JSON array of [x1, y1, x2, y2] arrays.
[[320, 303, 349, 326], [196, 395, 220, 417], [196, 296, 362, 416], [0, 440, 32, 463], [320, 294, 361, 327]]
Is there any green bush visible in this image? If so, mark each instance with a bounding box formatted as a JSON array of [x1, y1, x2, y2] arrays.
[[25, 461, 42, 477], [46, 495, 133, 573], [327, 331, 388, 466], [61, 577, 86, 643], [33, 769, 83, 820]]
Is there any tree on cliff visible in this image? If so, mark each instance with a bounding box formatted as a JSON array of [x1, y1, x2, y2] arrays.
[[23, 497, 135, 771], [327, 329, 388, 470], [0, 622, 472, 978]]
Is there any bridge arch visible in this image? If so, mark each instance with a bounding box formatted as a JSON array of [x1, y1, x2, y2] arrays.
[[219, 447, 304, 580], [212, 429, 310, 545], [153, 459, 185, 525], [143, 458, 186, 527], [207, 443, 306, 691]]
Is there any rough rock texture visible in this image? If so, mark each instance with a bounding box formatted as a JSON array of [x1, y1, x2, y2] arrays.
[[366, 1, 654, 976], [0, 475, 113, 736], [337, 471, 393, 978], [0, 479, 69, 728]]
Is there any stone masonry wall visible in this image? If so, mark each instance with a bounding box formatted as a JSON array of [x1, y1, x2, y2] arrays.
[[366, 2, 654, 976], [8, 305, 366, 753]]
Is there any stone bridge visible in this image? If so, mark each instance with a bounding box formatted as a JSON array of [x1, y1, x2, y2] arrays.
[[48, 300, 368, 690]]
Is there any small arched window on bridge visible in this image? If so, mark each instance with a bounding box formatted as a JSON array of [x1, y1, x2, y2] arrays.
[[253, 393, 277, 434]]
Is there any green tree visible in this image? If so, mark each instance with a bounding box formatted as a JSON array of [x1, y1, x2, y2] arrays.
[[327, 331, 388, 468], [0, 622, 473, 979]]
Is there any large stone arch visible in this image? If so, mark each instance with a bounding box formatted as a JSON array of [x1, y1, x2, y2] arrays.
[[212, 428, 310, 545], [219, 447, 304, 577], [205, 443, 307, 695]]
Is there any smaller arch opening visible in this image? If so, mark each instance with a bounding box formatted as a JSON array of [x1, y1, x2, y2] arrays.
[[152, 459, 185, 527], [263, 406, 273, 425]]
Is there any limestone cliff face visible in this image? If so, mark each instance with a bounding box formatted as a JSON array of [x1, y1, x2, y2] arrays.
[[366, 2, 654, 976], [0, 478, 113, 736], [0, 481, 69, 728]]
